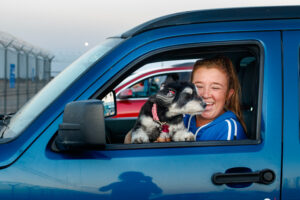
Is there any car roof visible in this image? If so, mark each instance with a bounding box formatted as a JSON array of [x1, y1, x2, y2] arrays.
[[122, 6, 300, 38]]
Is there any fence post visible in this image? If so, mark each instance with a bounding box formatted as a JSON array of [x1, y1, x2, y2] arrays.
[[35, 54, 39, 93], [16, 47, 24, 110], [48, 56, 54, 81], [3, 47, 7, 114], [0, 43, 4, 114], [25, 49, 33, 101], [3, 40, 14, 114]]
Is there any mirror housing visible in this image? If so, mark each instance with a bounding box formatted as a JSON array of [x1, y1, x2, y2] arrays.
[[53, 100, 106, 152]]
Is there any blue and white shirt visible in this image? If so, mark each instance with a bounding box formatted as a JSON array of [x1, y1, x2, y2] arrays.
[[183, 111, 247, 141]]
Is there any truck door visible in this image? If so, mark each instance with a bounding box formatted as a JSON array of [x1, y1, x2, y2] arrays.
[[0, 31, 283, 200]]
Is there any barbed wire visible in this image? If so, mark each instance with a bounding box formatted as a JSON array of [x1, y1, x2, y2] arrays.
[[0, 31, 54, 59]]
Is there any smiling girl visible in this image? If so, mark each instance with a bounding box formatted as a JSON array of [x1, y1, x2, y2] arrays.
[[184, 56, 247, 141]]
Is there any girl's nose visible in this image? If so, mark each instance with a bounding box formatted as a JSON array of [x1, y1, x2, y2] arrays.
[[201, 87, 210, 98]]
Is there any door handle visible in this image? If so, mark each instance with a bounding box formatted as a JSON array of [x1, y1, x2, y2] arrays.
[[212, 169, 275, 185]]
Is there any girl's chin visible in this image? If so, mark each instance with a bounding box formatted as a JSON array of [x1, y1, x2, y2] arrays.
[[201, 112, 212, 118], [201, 110, 216, 119], [201, 108, 224, 119]]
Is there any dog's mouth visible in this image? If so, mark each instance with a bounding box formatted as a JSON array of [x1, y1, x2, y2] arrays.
[[185, 106, 206, 115], [203, 101, 213, 110]]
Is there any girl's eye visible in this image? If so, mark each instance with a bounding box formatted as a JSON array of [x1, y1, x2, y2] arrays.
[[211, 84, 223, 90]]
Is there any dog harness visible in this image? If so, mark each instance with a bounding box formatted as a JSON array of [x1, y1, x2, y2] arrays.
[[152, 103, 169, 133]]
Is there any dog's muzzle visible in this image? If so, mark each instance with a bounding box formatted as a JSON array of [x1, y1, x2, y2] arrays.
[[196, 96, 206, 109], [201, 99, 207, 109]]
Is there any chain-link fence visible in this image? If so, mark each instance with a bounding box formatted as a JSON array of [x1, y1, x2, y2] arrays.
[[0, 31, 54, 114]]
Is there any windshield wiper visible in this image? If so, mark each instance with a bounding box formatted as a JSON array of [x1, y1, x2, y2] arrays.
[[0, 113, 14, 126], [0, 113, 14, 138]]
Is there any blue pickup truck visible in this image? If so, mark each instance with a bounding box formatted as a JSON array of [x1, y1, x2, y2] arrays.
[[0, 6, 300, 200]]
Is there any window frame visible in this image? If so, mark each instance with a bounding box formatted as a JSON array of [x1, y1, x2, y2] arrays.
[[93, 40, 264, 150]]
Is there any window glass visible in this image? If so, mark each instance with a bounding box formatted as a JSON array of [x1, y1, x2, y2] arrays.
[[1, 38, 123, 139], [130, 79, 149, 98], [128, 75, 169, 98], [122, 72, 192, 100], [149, 75, 166, 95]]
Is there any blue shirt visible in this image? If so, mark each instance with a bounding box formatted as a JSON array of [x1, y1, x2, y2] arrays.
[[183, 111, 247, 141]]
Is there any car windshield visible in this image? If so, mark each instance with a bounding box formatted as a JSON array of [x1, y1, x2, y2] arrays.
[[0, 37, 123, 139]]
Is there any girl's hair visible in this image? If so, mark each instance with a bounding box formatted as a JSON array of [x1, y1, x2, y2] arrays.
[[191, 55, 247, 133]]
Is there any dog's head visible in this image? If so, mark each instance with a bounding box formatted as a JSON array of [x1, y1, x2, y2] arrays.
[[150, 81, 206, 117]]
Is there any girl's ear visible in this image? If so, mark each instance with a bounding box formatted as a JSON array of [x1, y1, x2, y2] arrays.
[[227, 88, 234, 100]]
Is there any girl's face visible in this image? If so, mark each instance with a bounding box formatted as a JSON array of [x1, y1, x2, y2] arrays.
[[192, 66, 234, 121]]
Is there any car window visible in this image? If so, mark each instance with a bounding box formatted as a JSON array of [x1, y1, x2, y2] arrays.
[[124, 72, 191, 99], [148, 75, 166, 96], [128, 75, 167, 98], [179, 72, 192, 82], [130, 79, 149, 98]]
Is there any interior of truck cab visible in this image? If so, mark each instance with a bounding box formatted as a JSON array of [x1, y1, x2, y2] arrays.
[[100, 43, 261, 145]]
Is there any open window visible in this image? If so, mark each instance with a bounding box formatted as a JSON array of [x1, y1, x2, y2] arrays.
[[96, 43, 262, 146]]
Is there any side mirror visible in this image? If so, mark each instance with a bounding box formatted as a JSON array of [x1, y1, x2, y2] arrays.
[[102, 91, 117, 117], [118, 88, 133, 99], [53, 100, 106, 152]]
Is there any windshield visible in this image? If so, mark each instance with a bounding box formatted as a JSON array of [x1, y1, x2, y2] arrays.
[[0, 38, 123, 139]]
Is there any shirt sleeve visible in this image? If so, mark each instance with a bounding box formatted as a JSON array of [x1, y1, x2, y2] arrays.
[[202, 119, 245, 140], [212, 118, 246, 140], [213, 121, 232, 140]]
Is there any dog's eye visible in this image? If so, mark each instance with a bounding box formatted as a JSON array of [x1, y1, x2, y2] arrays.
[[167, 90, 175, 98]]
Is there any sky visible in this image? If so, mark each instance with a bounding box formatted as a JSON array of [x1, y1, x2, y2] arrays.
[[1, 0, 299, 74]]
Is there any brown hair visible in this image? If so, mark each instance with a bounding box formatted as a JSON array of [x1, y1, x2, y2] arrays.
[[191, 55, 247, 133]]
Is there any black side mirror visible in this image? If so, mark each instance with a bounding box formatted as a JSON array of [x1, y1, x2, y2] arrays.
[[53, 100, 106, 152]]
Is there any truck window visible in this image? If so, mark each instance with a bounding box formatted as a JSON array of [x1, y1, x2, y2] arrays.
[[101, 43, 262, 146]]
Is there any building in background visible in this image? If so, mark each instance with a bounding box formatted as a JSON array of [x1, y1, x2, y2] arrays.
[[0, 31, 54, 114]]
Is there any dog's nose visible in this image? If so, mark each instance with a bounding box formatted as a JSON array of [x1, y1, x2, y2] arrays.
[[201, 101, 207, 108]]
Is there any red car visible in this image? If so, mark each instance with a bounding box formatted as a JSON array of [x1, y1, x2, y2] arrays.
[[114, 64, 193, 118]]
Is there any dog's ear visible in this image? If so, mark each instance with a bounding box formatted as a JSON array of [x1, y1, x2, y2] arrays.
[[156, 88, 176, 106], [148, 94, 157, 103]]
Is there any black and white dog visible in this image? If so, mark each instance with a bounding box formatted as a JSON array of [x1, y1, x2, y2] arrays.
[[130, 81, 206, 143]]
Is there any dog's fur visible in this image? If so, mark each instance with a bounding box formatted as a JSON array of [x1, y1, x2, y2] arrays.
[[129, 81, 206, 143]]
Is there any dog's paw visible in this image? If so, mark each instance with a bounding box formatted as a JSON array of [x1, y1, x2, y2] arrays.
[[172, 131, 195, 142], [131, 130, 150, 143], [159, 132, 171, 139]]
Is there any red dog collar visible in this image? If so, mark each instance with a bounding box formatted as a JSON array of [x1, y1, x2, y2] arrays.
[[152, 103, 169, 133]]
